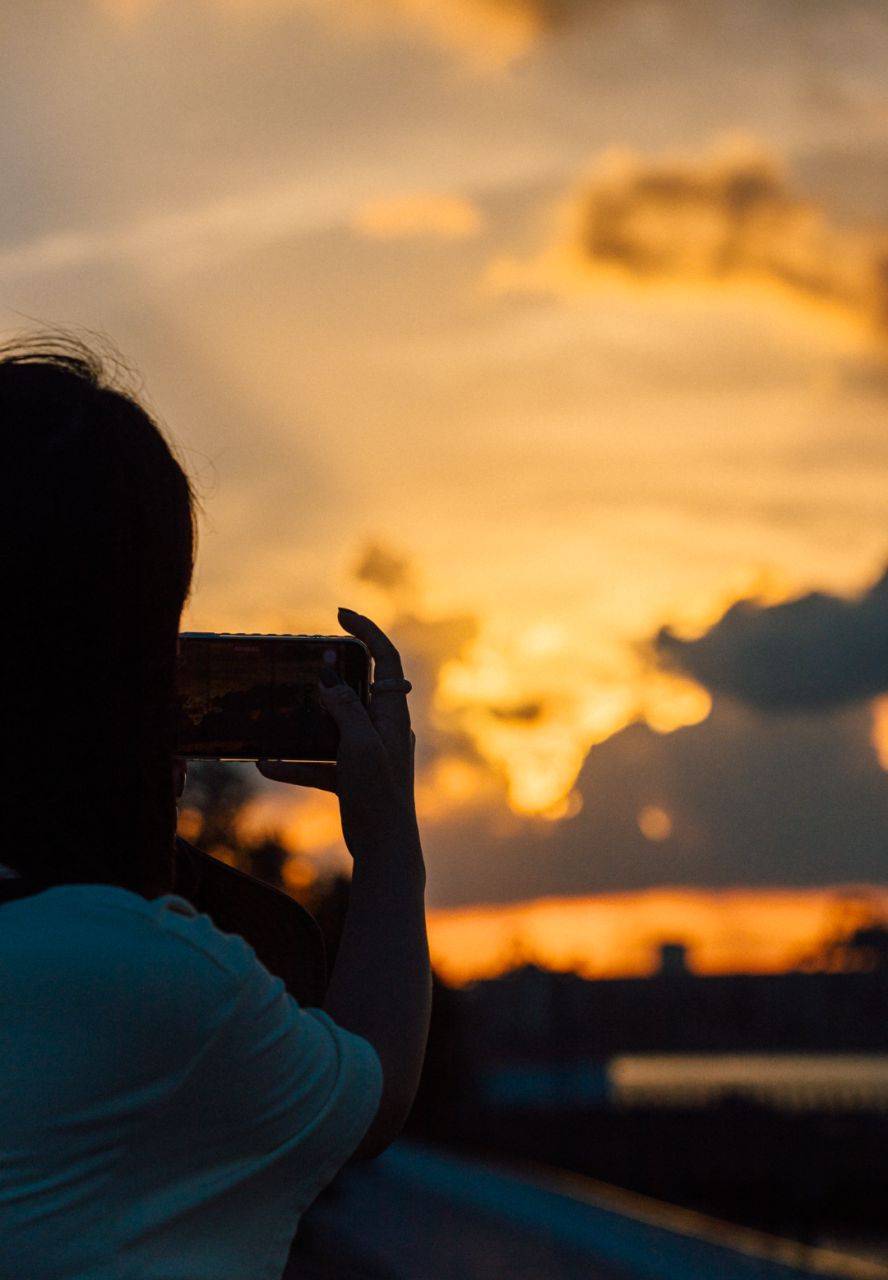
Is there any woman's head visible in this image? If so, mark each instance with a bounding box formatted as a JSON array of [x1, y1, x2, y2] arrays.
[[0, 335, 196, 895]]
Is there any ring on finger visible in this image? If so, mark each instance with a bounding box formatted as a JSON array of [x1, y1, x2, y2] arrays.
[[370, 677, 413, 694]]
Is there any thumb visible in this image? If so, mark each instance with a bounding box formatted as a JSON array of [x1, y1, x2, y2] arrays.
[[257, 760, 337, 792], [317, 670, 375, 738]]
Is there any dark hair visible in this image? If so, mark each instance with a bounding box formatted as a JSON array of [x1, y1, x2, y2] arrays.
[[0, 335, 196, 896]]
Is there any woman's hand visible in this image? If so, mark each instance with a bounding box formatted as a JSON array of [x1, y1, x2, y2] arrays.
[[258, 608, 419, 861], [270, 612, 430, 1157]]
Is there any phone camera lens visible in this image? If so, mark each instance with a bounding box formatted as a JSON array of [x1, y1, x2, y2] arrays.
[[322, 648, 337, 665]]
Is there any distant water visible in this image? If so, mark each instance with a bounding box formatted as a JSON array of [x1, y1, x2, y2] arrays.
[[479, 1054, 888, 1111], [609, 1053, 888, 1110]]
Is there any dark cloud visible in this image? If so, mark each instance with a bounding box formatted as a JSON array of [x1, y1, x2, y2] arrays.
[[577, 144, 888, 332], [425, 695, 888, 906], [487, 700, 547, 722], [353, 540, 414, 591], [656, 566, 888, 711], [501, 141, 888, 338], [346, 544, 888, 910], [566, 696, 888, 891], [388, 608, 490, 783], [346, 544, 483, 768]]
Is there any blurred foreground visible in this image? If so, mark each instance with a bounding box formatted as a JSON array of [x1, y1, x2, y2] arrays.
[[289, 1142, 887, 1280], [182, 764, 888, 1269]]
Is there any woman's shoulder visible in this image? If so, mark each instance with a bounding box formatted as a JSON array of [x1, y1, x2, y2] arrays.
[[0, 884, 276, 1077], [1, 882, 261, 992]]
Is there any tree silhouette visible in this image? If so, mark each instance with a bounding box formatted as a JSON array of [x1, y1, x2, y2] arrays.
[[179, 761, 351, 958], [797, 896, 888, 972], [180, 761, 257, 865], [243, 836, 288, 894]]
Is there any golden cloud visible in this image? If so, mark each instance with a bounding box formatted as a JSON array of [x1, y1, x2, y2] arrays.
[[359, 0, 547, 65], [352, 193, 482, 240], [352, 540, 415, 590], [489, 138, 888, 340], [344, 539, 713, 819], [97, 0, 567, 64]]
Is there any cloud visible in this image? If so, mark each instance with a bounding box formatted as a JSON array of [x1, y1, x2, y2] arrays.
[[352, 193, 482, 240], [0, 187, 479, 288], [364, 0, 626, 65], [0, 181, 348, 284], [349, 0, 548, 66], [424, 694, 888, 906], [490, 139, 888, 340], [656, 566, 888, 712], [347, 539, 486, 771], [343, 558, 885, 908], [487, 699, 546, 722], [352, 540, 415, 590], [0, 188, 476, 289], [95, 0, 562, 63]]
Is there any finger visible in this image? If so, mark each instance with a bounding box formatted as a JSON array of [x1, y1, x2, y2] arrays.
[[338, 607, 412, 746], [368, 691, 411, 766], [337, 607, 404, 683], [318, 670, 379, 743], [257, 760, 338, 792]]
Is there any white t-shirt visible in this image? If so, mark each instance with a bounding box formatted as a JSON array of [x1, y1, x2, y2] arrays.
[[0, 884, 383, 1280]]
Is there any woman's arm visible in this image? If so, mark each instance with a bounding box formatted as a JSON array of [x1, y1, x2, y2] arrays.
[[259, 609, 432, 1158], [320, 811, 430, 1157]]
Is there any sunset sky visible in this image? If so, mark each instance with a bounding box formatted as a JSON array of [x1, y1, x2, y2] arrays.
[[3, 1, 887, 974]]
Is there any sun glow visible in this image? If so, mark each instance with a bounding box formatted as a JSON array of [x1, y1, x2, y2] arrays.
[[872, 695, 888, 770], [435, 633, 712, 816], [352, 193, 482, 240], [417, 560, 845, 819], [414, 755, 500, 820], [427, 887, 888, 986], [637, 805, 673, 842], [236, 788, 344, 862]]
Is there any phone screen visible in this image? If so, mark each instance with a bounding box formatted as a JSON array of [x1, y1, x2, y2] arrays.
[[175, 633, 371, 762]]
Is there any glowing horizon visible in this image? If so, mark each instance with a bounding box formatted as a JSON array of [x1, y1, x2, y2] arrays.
[[426, 886, 888, 986]]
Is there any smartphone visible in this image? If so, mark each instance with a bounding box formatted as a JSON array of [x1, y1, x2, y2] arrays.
[[175, 633, 371, 762]]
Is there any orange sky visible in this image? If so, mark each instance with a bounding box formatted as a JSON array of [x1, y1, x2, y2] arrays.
[[426, 886, 888, 985], [6, 0, 888, 919]]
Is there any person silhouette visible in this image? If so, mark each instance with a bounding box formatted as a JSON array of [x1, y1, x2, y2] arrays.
[[0, 337, 431, 1280]]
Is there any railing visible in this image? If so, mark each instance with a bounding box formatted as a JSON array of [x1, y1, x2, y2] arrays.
[[292, 1141, 888, 1280]]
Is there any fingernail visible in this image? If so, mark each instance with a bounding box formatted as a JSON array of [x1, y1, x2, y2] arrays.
[[318, 666, 340, 687], [338, 606, 358, 617]]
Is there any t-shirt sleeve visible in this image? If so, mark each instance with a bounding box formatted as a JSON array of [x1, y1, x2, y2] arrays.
[[287, 1007, 385, 1183], [166, 908, 384, 1208]]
